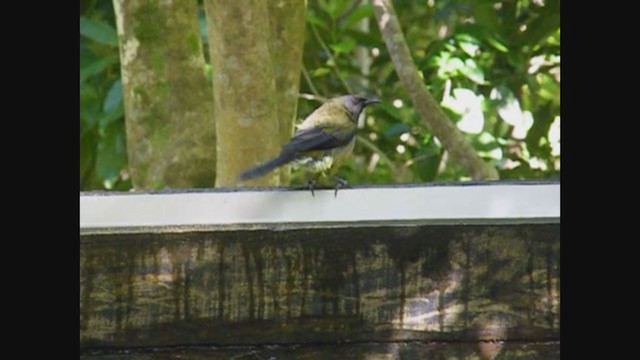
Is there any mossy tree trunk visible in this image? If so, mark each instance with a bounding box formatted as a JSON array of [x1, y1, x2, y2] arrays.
[[268, 0, 307, 185], [205, 0, 306, 187], [113, 0, 216, 190]]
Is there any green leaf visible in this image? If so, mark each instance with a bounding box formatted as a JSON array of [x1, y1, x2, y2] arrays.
[[537, 73, 559, 103], [80, 41, 97, 65], [459, 59, 485, 84], [80, 130, 97, 182], [333, 0, 352, 19], [312, 67, 331, 77], [96, 122, 127, 189], [317, 0, 330, 11], [473, 2, 500, 31], [103, 78, 123, 113], [319, 0, 351, 19], [341, 4, 373, 29], [80, 55, 118, 84], [473, 131, 501, 152], [454, 33, 481, 45], [330, 38, 356, 54], [458, 24, 509, 53], [525, 105, 554, 154], [518, 0, 560, 46], [81, 82, 101, 133], [306, 11, 328, 30], [377, 102, 404, 123], [414, 146, 443, 182], [98, 103, 124, 129], [437, 56, 464, 78], [485, 35, 509, 53], [459, 42, 479, 57], [80, 16, 118, 46], [385, 123, 411, 139], [344, 29, 383, 47]]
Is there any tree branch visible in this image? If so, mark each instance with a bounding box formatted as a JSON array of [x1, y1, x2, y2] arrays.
[[301, 65, 322, 98], [371, 0, 499, 180]]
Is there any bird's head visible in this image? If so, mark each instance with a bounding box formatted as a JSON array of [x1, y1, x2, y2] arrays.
[[339, 95, 381, 121]]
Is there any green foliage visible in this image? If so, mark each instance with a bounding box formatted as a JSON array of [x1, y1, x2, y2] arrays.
[[80, 0, 560, 189], [299, 0, 560, 184], [80, 1, 130, 190]]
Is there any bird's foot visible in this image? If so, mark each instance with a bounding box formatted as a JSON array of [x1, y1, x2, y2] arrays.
[[307, 179, 316, 197], [333, 177, 348, 197]]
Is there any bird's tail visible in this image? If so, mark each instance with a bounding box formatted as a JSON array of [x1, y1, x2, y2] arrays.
[[238, 150, 296, 182]]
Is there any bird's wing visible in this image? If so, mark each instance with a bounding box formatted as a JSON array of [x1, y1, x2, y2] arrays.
[[285, 126, 355, 152]]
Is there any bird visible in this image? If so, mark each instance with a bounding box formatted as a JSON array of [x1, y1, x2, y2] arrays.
[[238, 95, 380, 196]]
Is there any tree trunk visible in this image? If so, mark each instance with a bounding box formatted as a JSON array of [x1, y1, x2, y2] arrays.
[[267, 0, 307, 185], [113, 0, 216, 190], [371, 0, 499, 180], [205, 1, 277, 187], [205, 0, 306, 187]]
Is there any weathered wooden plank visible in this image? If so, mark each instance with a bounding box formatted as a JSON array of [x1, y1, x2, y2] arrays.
[[81, 341, 560, 359], [80, 224, 559, 349]]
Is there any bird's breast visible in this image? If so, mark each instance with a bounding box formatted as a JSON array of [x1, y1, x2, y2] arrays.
[[292, 156, 334, 173]]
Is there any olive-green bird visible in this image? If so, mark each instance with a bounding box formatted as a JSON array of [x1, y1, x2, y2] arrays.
[[238, 95, 380, 195]]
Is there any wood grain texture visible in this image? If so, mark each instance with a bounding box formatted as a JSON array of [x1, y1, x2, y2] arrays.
[[80, 224, 559, 351]]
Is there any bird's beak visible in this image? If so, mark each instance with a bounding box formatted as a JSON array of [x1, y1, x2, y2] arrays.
[[364, 98, 381, 106]]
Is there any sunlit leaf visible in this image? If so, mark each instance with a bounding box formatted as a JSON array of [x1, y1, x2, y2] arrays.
[[442, 88, 485, 134], [485, 35, 509, 53], [454, 33, 481, 45], [80, 16, 118, 46], [437, 56, 464, 78], [459, 59, 485, 84], [537, 73, 560, 103], [525, 104, 554, 154], [330, 38, 356, 54], [490, 87, 534, 139], [459, 42, 479, 57], [312, 67, 331, 77], [474, 132, 500, 151]]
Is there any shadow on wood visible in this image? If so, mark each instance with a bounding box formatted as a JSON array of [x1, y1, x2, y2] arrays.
[[80, 223, 559, 357]]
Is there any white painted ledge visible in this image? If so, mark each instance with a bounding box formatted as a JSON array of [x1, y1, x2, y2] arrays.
[[80, 182, 559, 234]]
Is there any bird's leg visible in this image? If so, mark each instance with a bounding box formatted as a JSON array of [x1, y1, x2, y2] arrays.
[[307, 179, 316, 197], [332, 176, 348, 197]]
